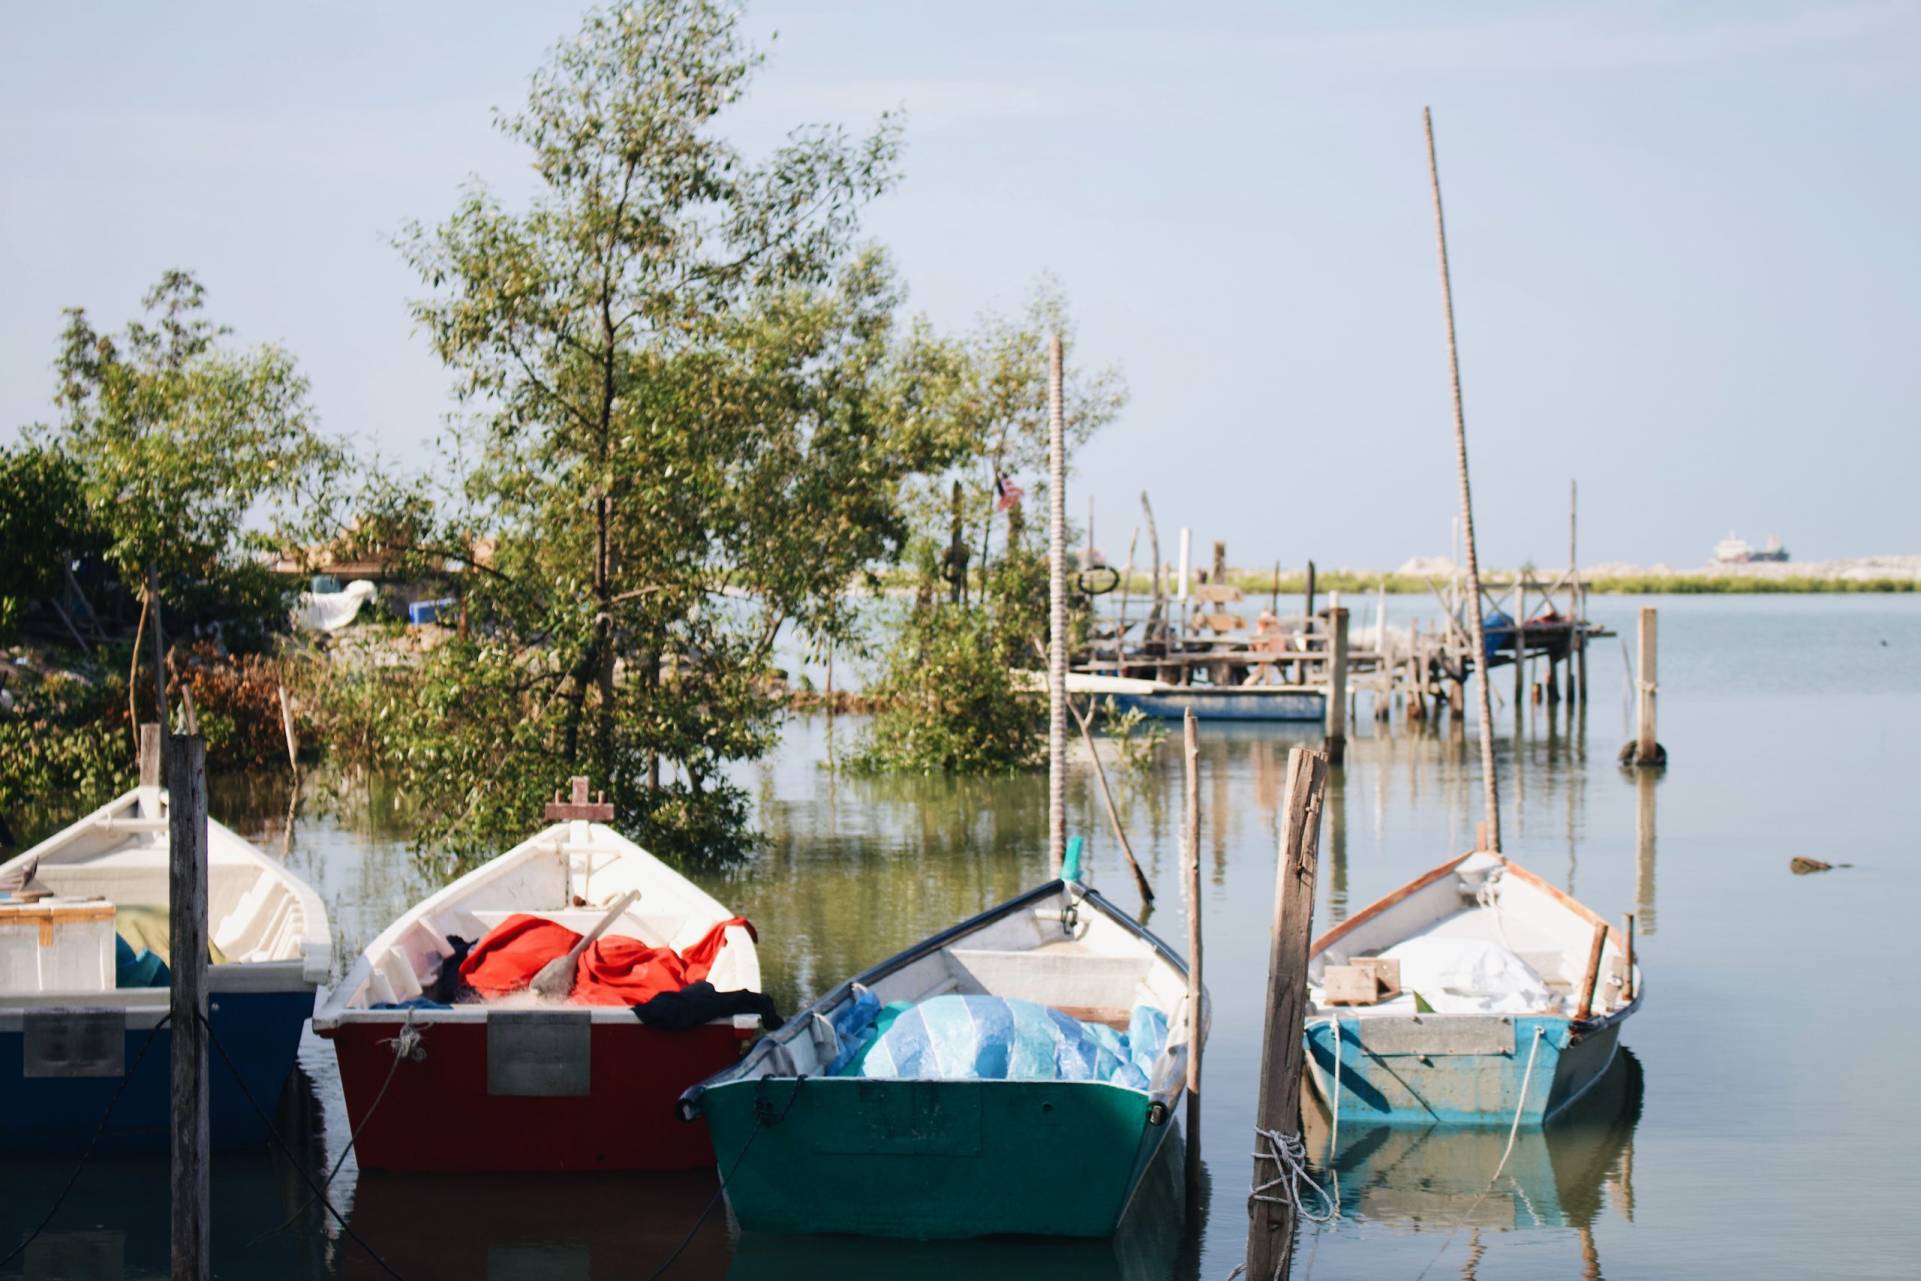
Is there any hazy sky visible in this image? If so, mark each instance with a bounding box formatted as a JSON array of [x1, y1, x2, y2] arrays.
[[5, 2, 1917, 569]]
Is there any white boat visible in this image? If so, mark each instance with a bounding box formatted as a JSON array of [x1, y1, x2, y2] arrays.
[[0, 784, 330, 1149], [312, 785, 762, 1171], [1303, 851, 1640, 1127], [1713, 531, 1754, 563]]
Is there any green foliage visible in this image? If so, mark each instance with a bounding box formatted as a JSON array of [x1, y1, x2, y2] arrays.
[[380, 1, 959, 866], [32, 270, 342, 648], [0, 445, 102, 644], [852, 604, 1045, 774], [0, 670, 132, 821]]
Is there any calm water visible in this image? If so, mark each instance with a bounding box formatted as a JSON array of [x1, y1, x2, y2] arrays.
[[6, 594, 1919, 1280]]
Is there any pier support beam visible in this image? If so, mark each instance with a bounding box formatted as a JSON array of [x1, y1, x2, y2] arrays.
[[1323, 602, 1348, 764]]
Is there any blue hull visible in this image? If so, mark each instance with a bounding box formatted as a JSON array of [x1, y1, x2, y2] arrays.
[[1109, 690, 1324, 722], [1305, 1007, 1633, 1127], [0, 989, 316, 1152]]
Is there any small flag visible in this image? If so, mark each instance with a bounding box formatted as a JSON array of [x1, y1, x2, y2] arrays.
[[994, 471, 1024, 511]]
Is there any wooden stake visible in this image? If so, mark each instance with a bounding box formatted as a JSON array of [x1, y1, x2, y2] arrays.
[[147, 570, 170, 763], [276, 685, 300, 774], [1182, 710, 1203, 1209], [1424, 106, 1502, 854], [1573, 919, 1609, 1021], [1303, 560, 1316, 635], [138, 724, 162, 790], [1622, 913, 1635, 1002], [1324, 602, 1348, 764], [1047, 334, 1068, 875], [1067, 697, 1154, 905], [168, 733, 210, 1281], [1245, 746, 1329, 1281], [1633, 607, 1661, 765]]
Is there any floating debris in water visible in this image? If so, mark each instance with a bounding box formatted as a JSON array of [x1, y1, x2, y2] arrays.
[[1790, 857, 1851, 875]]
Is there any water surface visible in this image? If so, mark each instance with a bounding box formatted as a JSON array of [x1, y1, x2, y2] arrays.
[[6, 594, 1918, 1279]]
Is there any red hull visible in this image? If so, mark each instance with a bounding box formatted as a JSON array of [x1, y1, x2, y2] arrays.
[[328, 1020, 746, 1171]]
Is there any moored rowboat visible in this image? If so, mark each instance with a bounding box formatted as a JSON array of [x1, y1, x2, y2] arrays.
[[679, 875, 1203, 1239], [0, 783, 330, 1150], [1304, 851, 1640, 1127], [312, 788, 762, 1171]]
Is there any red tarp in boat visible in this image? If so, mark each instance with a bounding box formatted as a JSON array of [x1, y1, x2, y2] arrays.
[[459, 913, 753, 1006]]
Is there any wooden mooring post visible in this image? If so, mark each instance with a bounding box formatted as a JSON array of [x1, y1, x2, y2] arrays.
[[138, 723, 162, 789], [1323, 600, 1348, 764], [168, 732, 210, 1281], [1182, 710, 1204, 1209], [1245, 746, 1329, 1281], [1623, 606, 1665, 766]]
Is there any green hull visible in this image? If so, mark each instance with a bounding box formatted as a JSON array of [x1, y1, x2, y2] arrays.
[[703, 1076, 1173, 1239]]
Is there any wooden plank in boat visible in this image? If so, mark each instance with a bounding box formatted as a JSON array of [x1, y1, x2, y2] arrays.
[[1350, 1014, 1513, 1057]]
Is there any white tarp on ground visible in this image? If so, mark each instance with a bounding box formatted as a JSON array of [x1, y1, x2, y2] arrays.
[[1380, 935, 1555, 1015], [292, 580, 377, 633]]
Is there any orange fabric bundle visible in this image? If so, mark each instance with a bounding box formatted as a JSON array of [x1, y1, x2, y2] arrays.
[[459, 913, 754, 1005]]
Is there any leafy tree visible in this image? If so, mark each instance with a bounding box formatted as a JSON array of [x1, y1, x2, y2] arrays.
[[854, 292, 1126, 773], [33, 271, 341, 719], [388, 0, 962, 863], [0, 445, 100, 644]]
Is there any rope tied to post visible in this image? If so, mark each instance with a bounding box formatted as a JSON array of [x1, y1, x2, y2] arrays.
[[1227, 1127, 1337, 1281]]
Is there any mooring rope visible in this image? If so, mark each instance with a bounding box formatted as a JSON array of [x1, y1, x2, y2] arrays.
[[646, 1074, 807, 1280], [1226, 1124, 1341, 1280], [251, 1010, 424, 1247], [1412, 1023, 1549, 1280]]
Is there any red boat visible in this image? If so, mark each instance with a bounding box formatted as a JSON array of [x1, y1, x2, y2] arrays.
[[311, 781, 763, 1171]]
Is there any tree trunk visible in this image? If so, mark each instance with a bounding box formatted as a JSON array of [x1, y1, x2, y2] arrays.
[[146, 568, 169, 736]]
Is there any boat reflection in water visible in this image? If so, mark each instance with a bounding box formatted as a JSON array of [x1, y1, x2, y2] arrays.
[[726, 1127, 1190, 1281], [1303, 1048, 1642, 1271], [336, 1168, 731, 1281]]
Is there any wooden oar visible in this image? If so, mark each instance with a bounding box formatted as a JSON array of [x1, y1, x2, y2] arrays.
[[529, 890, 638, 1001]]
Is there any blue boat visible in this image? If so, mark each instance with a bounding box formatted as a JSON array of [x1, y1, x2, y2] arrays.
[[1303, 851, 1640, 1127], [1064, 672, 1325, 723], [0, 785, 330, 1151]]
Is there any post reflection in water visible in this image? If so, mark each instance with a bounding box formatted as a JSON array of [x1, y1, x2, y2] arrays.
[[1634, 767, 1658, 938]]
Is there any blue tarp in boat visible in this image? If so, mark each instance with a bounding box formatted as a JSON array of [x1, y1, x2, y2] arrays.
[[832, 992, 1166, 1090]]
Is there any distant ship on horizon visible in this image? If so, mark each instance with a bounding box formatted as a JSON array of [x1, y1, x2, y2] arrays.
[[1714, 531, 1790, 564]]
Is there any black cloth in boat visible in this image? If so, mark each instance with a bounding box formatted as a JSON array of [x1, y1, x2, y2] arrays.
[[631, 981, 780, 1031]]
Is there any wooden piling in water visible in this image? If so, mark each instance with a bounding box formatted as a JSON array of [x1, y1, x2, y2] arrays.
[[1245, 746, 1329, 1281], [1182, 711, 1204, 1209], [1629, 610, 1659, 768], [1324, 601, 1348, 764], [168, 733, 210, 1281]]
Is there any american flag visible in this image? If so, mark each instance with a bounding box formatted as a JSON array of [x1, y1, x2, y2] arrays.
[[994, 471, 1024, 511]]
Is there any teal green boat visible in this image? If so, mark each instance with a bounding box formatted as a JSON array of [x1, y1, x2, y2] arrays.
[[677, 875, 1205, 1239]]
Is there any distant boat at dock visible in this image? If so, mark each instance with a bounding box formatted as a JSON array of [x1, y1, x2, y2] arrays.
[[312, 788, 764, 1171], [1714, 531, 1789, 564], [1303, 851, 1639, 1127], [680, 860, 1202, 1239], [1065, 671, 1324, 722], [0, 785, 330, 1150]]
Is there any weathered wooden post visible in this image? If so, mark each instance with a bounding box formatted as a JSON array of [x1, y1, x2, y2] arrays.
[[1302, 560, 1317, 637], [1245, 747, 1330, 1281], [168, 732, 210, 1281], [1067, 697, 1154, 905], [1623, 606, 1664, 767], [1323, 600, 1348, 763], [138, 723, 162, 789], [276, 685, 300, 774], [1047, 335, 1068, 874], [1182, 710, 1204, 1208]]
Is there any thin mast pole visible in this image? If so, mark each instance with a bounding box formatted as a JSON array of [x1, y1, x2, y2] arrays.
[[1047, 335, 1069, 875], [1425, 106, 1501, 854]]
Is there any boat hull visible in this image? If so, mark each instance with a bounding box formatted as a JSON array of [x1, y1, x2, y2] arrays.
[[1304, 1009, 1630, 1127], [327, 1017, 749, 1171], [1108, 689, 1324, 722], [0, 988, 316, 1152], [700, 1076, 1171, 1238]]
